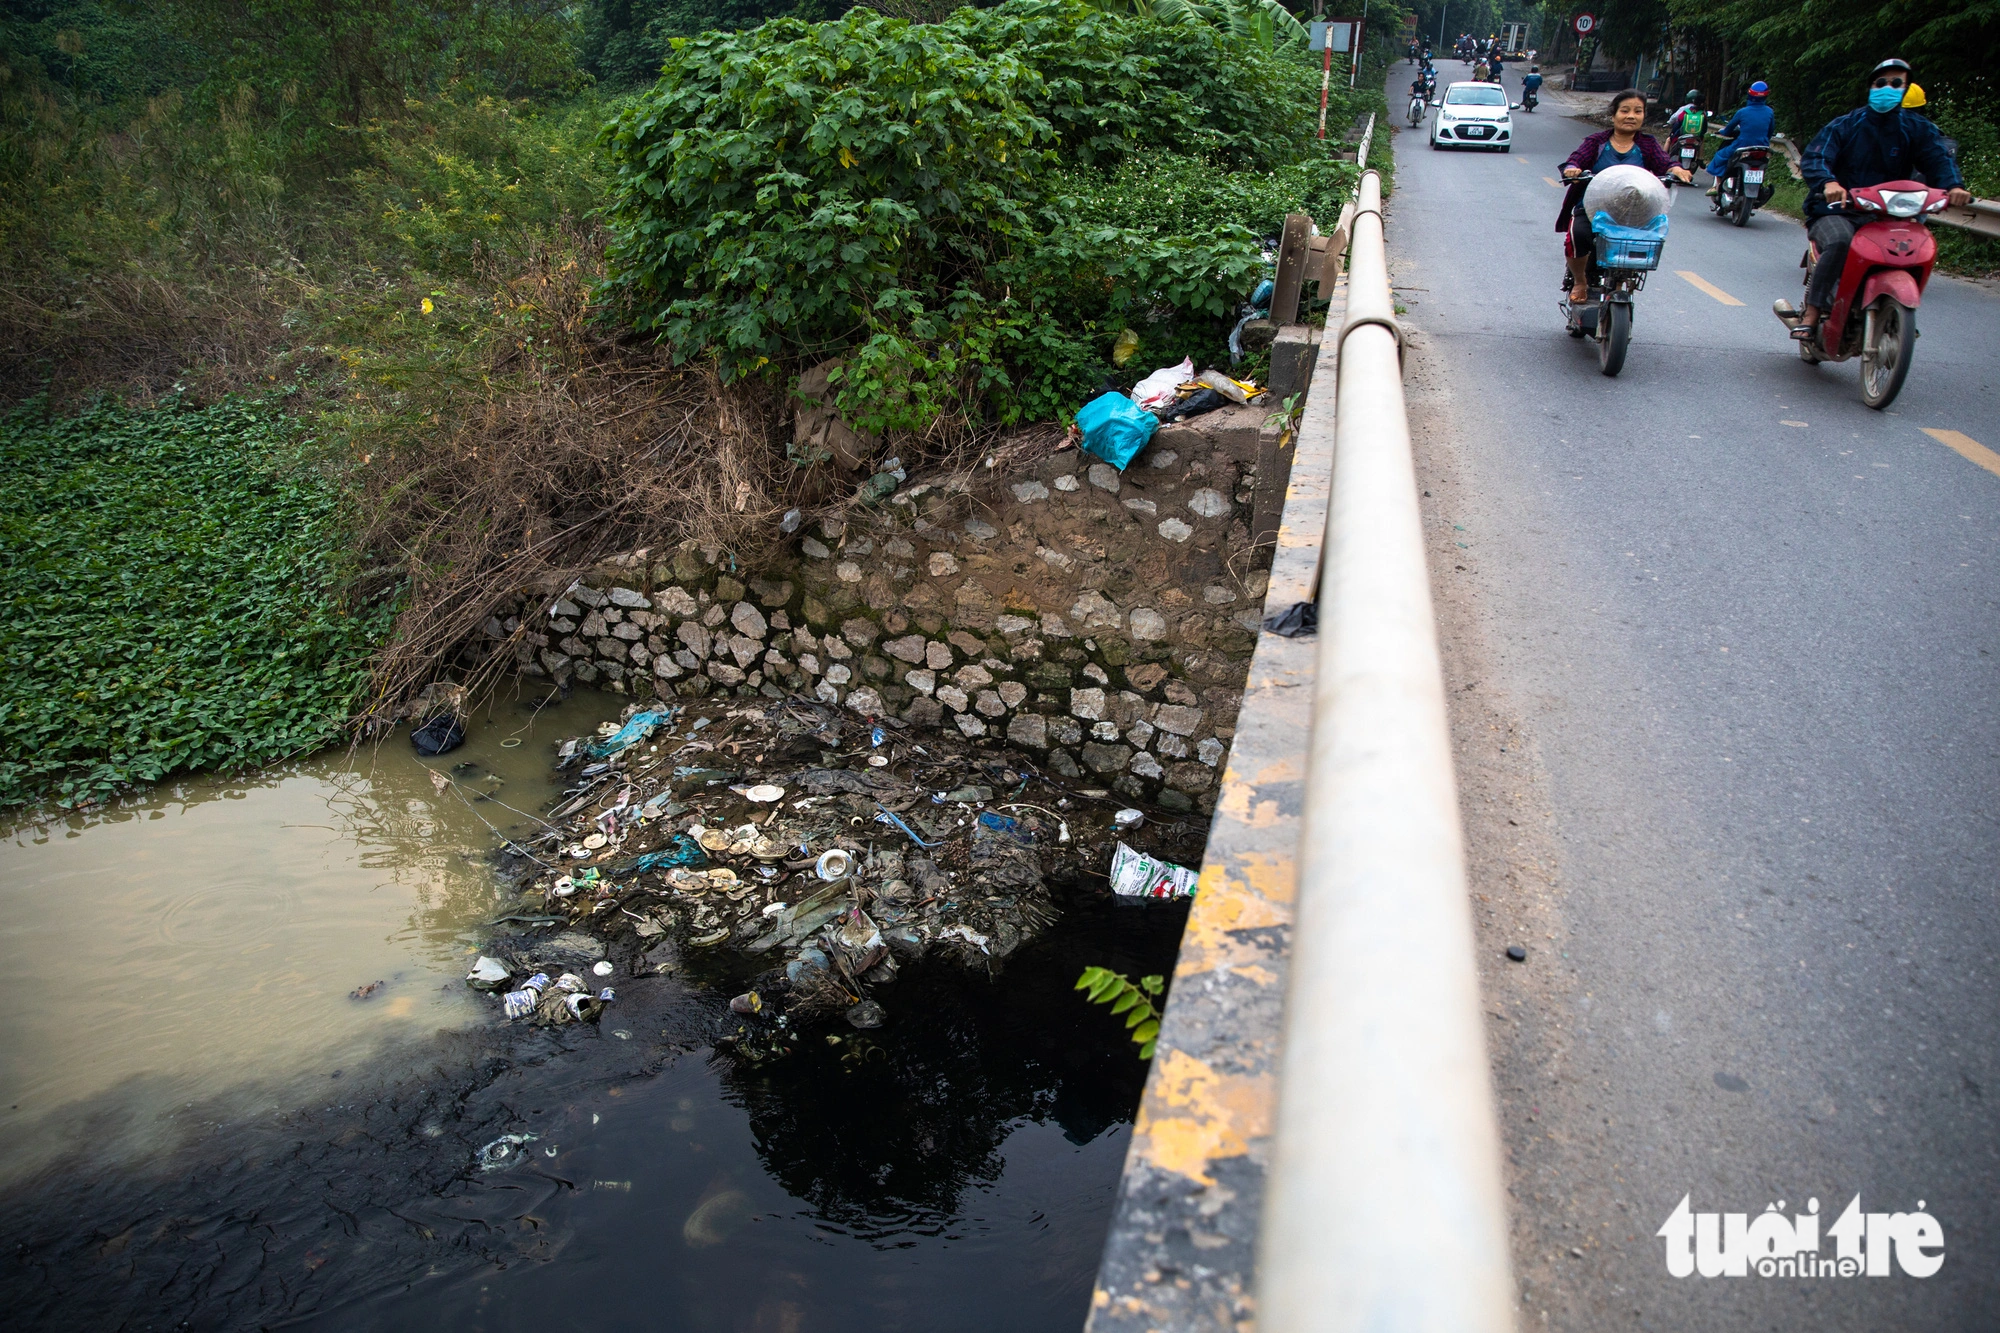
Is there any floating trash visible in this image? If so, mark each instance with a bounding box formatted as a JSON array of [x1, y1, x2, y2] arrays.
[[1108, 841, 1198, 900], [592, 960, 614, 977], [502, 973, 551, 1019], [815, 849, 852, 882], [583, 832, 609, 850], [475, 1133, 538, 1172], [682, 1189, 754, 1248], [466, 956, 512, 990], [741, 784, 786, 803]]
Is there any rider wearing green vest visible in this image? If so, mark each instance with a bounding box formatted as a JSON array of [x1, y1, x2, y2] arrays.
[[1666, 89, 1710, 141]]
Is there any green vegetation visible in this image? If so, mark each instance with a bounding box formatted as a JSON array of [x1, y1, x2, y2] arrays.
[[602, 1, 1371, 429], [0, 398, 397, 808], [1076, 966, 1165, 1059], [0, 0, 1388, 802]]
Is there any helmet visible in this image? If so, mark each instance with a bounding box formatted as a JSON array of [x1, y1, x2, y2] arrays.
[[1747, 81, 1769, 97], [1686, 89, 1705, 104], [1903, 83, 1926, 108], [1869, 58, 1911, 83]]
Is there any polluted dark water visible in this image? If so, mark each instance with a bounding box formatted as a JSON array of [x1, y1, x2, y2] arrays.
[[0, 688, 1190, 1331]]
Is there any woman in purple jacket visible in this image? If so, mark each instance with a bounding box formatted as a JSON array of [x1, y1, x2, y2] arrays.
[[1557, 90, 1692, 303]]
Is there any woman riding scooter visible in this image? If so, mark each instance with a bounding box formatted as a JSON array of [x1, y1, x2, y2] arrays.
[[1558, 91, 1693, 304]]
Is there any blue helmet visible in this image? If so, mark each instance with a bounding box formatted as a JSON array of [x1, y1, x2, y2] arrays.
[[1748, 81, 1769, 98]]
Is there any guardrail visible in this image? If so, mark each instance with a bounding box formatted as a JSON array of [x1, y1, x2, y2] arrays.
[[1253, 170, 1515, 1332], [1772, 134, 1999, 238]]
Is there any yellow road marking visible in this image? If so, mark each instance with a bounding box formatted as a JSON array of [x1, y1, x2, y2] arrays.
[[1543, 176, 1562, 187], [1922, 428, 2000, 479], [1675, 270, 1744, 305], [1515, 154, 1530, 163]]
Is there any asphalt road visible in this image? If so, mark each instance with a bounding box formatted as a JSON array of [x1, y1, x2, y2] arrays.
[[1387, 62, 2000, 1329]]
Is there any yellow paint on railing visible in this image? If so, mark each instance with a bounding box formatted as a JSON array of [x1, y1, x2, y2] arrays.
[[1129, 1048, 1273, 1187]]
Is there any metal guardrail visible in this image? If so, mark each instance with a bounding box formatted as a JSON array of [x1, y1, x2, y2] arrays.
[[1772, 135, 1999, 238], [1253, 170, 1516, 1333], [1933, 197, 2000, 239]]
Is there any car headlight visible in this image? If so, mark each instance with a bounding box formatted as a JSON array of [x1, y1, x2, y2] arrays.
[[1880, 190, 1927, 218]]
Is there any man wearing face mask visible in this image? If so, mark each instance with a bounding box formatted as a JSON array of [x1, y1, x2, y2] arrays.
[[1793, 58, 1970, 342]]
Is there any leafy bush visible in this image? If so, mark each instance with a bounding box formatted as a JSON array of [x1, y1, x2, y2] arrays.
[[601, 0, 1356, 426], [599, 10, 1051, 375], [1055, 151, 1358, 239], [0, 397, 396, 807]]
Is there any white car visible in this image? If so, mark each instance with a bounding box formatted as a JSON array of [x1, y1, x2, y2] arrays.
[[1430, 81, 1513, 151]]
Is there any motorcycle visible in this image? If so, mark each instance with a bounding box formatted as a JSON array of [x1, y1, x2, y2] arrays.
[[1559, 172, 1678, 378], [1671, 133, 1703, 177], [1409, 91, 1427, 126], [1709, 138, 1772, 227], [1773, 182, 1952, 409], [1521, 86, 1538, 112]]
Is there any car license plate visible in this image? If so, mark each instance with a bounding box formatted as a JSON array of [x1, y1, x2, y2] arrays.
[[1742, 169, 1764, 184]]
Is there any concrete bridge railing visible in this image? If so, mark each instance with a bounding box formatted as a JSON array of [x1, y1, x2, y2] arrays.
[[1087, 171, 1516, 1333]]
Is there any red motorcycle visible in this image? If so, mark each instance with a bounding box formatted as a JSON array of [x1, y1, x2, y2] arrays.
[[1773, 182, 1952, 409]]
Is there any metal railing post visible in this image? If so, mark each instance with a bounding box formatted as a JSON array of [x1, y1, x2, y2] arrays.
[[1253, 171, 1515, 1333]]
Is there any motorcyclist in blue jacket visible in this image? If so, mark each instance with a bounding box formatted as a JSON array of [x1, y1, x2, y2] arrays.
[[1522, 66, 1544, 99], [1793, 58, 1970, 342], [1704, 81, 1776, 188]]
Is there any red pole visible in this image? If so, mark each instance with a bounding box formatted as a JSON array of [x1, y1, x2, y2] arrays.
[[1317, 30, 1335, 138]]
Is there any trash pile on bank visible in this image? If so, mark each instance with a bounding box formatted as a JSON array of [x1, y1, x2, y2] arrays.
[[462, 694, 1201, 1054]]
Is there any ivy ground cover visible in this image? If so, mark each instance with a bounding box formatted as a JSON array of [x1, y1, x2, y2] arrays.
[[0, 398, 396, 808]]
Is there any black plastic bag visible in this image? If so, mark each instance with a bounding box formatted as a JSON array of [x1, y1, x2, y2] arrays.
[[412, 711, 467, 756], [1263, 602, 1317, 638], [1161, 387, 1227, 424]]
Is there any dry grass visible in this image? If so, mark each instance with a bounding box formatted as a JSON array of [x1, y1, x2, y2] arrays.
[[3, 212, 1063, 736], [349, 227, 802, 728], [0, 253, 293, 409]]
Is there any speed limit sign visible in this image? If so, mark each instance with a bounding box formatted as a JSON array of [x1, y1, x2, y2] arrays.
[[1573, 12, 1596, 34]]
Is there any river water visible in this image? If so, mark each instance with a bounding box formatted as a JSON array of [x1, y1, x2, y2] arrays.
[[0, 686, 1186, 1330]]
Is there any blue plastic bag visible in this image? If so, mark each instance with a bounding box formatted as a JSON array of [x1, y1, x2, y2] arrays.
[[586, 709, 670, 758], [611, 834, 708, 874], [1076, 391, 1159, 471]]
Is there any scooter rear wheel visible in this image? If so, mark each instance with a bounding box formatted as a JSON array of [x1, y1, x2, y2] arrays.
[[1859, 299, 1916, 409], [1598, 301, 1631, 377], [1733, 189, 1753, 227]]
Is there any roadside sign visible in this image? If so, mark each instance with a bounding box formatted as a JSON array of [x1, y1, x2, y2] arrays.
[[1573, 13, 1596, 35], [1310, 19, 1360, 52]]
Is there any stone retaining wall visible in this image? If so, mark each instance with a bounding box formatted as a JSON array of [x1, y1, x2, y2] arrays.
[[480, 406, 1284, 814]]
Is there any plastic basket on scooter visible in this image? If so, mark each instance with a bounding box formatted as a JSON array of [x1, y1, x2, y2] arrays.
[[1591, 211, 1669, 270]]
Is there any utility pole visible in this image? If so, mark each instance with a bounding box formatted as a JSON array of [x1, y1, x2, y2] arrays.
[[1352, 0, 1368, 89], [1316, 0, 1333, 139], [1437, 2, 1448, 51]]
